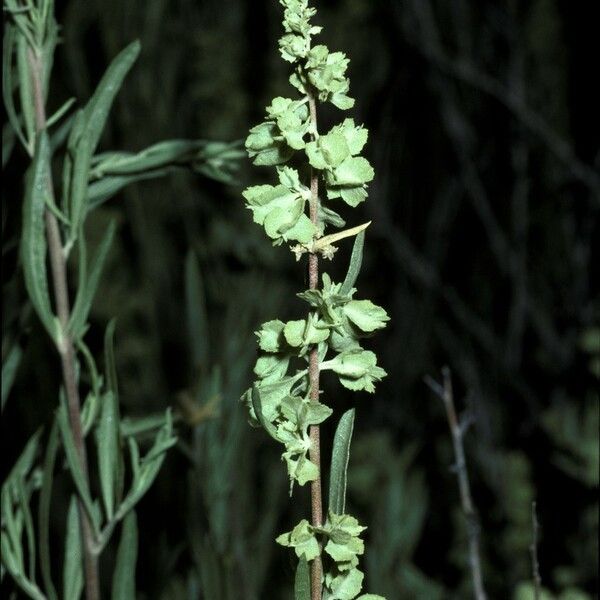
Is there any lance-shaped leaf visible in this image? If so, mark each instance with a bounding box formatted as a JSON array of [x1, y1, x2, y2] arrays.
[[65, 41, 140, 241], [295, 556, 311, 600], [117, 410, 176, 517], [2, 343, 22, 411], [340, 232, 365, 295], [63, 497, 83, 600], [96, 391, 121, 521], [69, 220, 116, 339], [16, 35, 35, 154], [329, 409, 355, 515], [38, 420, 59, 600], [2, 24, 28, 152], [21, 132, 58, 342], [57, 398, 97, 531], [111, 511, 138, 600]]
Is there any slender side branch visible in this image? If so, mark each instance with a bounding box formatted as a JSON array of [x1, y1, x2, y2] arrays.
[[307, 90, 323, 600], [426, 367, 487, 600], [27, 47, 101, 600], [530, 501, 542, 600]]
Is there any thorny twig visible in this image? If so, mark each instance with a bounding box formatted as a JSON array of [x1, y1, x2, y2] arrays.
[[425, 367, 487, 600]]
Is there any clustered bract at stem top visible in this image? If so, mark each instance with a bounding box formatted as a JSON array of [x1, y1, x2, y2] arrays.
[[241, 2, 389, 599]]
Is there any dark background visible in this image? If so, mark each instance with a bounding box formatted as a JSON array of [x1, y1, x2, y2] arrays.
[[2, 0, 598, 598]]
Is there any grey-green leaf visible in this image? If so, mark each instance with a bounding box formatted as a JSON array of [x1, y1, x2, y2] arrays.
[[328, 409, 355, 515], [104, 319, 119, 398], [83, 41, 141, 155], [2, 24, 28, 152], [38, 420, 59, 600], [69, 220, 116, 338], [63, 497, 83, 600], [111, 511, 138, 600], [67, 41, 141, 240], [57, 398, 97, 531], [21, 132, 58, 341], [340, 231, 365, 295], [96, 391, 120, 521], [294, 556, 311, 600], [16, 35, 35, 154], [1, 343, 22, 411]]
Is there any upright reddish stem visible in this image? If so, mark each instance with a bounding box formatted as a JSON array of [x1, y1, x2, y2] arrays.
[[307, 91, 323, 600], [27, 48, 101, 600]]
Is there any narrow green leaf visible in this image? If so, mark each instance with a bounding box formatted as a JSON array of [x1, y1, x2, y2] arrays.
[[69, 220, 116, 338], [67, 41, 141, 240], [86, 169, 171, 210], [5, 429, 42, 484], [67, 131, 92, 242], [82, 41, 140, 155], [340, 231, 365, 295], [185, 249, 209, 371], [96, 391, 120, 521], [63, 497, 83, 600], [57, 398, 97, 531], [16, 476, 36, 582], [104, 319, 119, 398], [2, 343, 22, 411], [16, 35, 35, 154], [38, 419, 59, 600], [46, 97, 75, 128], [294, 556, 311, 600], [116, 410, 176, 517], [328, 409, 355, 515], [21, 132, 59, 341], [111, 511, 138, 600], [2, 24, 29, 152]]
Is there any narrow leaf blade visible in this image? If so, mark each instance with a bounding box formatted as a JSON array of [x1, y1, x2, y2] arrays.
[[340, 231, 365, 295], [2, 343, 22, 411], [328, 409, 355, 515], [57, 398, 97, 529], [63, 496, 83, 600], [69, 220, 116, 338], [111, 511, 138, 600], [96, 391, 120, 521], [21, 132, 58, 341], [38, 420, 59, 600], [294, 556, 311, 600]]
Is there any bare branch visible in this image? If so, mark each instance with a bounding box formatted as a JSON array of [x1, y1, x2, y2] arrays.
[[428, 367, 487, 600]]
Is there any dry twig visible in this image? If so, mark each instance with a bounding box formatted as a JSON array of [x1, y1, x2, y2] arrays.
[[425, 367, 487, 600]]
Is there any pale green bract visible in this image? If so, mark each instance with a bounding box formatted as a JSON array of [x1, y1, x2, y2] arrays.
[[242, 1, 387, 598]]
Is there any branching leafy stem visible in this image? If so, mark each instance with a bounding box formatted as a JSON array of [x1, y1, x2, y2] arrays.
[[241, 2, 389, 599]]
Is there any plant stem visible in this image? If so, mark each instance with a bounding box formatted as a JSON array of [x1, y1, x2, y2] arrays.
[[440, 367, 486, 600], [307, 90, 323, 600], [27, 47, 101, 600]]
